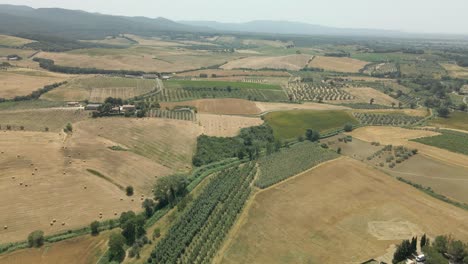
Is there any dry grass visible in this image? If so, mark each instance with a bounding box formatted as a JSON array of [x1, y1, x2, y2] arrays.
[[441, 63, 468, 78], [0, 48, 37, 59], [197, 114, 264, 137], [176, 69, 290, 78], [0, 35, 35, 47], [0, 68, 71, 99], [342, 87, 400, 106], [351, 108, 430, 117], [0, 131, 144, 243], [162, 99, 261, 115], [309, 56, 369, 73], [0, 109, 89, 132], [219, 158, 468, 264], [221, 54, 312, 71], [0, 232, 110, 264]]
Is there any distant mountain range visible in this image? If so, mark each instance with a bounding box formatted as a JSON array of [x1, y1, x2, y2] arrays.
[[0, 4, 466, 41]]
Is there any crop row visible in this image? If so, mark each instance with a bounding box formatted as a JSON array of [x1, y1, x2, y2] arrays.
[[353, 113, 424, 126], [149, 163, 256, 264], [256, 141, 339, 188], [145, 87, 286, 102], [147, 109, 196, 121], [287, 82, 354, 101]]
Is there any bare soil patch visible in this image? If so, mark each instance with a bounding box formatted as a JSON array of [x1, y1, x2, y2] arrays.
[[197, 114, 263, 137], [219, 158, 468, 264]]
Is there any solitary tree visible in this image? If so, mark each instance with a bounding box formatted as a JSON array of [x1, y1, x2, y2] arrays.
[[27, 230, 44, 248], [343, 123, 353, 132], [90, 221, 100, 236], [437, 107, 450, 118], [370, 98, 375, 105], [421, 234, 427, 248], [305, 129, 320, 142], [126, 186, 134, 196]]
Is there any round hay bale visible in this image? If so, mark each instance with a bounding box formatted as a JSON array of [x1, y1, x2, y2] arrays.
[[19, 182, 23, 185], [32, 173, 35, 176], [62, 222, 65, 226], [53, 219, 56, 222], [11, 176, 15, 179], [131, 199, 134, 202], [34, 168, 38, 171], [84, 186, 87, 189], [50, 222, 53, 226], [120, 198, 123, 201], [25, 184, 28, 187], [63, 172, 66, 175], [17, 155, 20, 158], [3, 225, 7, 229], [114, 212, 117, 216]]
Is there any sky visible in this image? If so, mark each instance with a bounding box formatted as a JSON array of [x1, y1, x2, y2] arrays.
[[0, 0, 466, 34]]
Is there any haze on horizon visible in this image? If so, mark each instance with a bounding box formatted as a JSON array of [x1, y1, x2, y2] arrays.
[[0, 0, 466, 35]]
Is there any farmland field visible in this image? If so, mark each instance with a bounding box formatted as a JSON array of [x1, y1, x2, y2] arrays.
[[197, 114, 264, 137], [0, 232, 110, 264], [0, 35, 35, 47], [256, 141, 339, 188], [219, 158, 468, 264], [385, 154, 468, 203], [342, 87, 400, 106], [264, 110, 358, 140], [287, 82, 354, 102], [148, 80, 287, 102], [399, 61, 447, 78], [42, 76, 156, 102], [0, 68, 71, 99], [161, 98, 262, 115], [176, 69, 290, 78], [0, 109, 89, 132], [308, 56, 369, 73], [428, 111, 468, 131], [411, 130, 468, 156], [220, 54, 312, 71], [0, 131, 146, 243], [351, 52, 420, 63], [441, 63, 468, 78], [353, 112, 424, 126]]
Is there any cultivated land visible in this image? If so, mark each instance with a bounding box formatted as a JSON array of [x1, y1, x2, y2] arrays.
[[42, 76, 156, 102], [219, 158, 468, 264], [220, 54, 312, 71], [441, 63, 468, 78], [0, 109, 89, 132], [342, 87, 400, 106], [255, 102, 351, 112], [0, 68, 71, 99], [161, 98, 262, 115], [0, 131, 141, 243], [197, 114, 264, 137], [428, 111, 468, 131], [264, 110, 358, 140], [176, 69, 290, 78], [308, 56, 369, 73], [0, 232, 110, 264]]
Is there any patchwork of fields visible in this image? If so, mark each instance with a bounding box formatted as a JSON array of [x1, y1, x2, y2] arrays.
[[308, 56, 369, 73]]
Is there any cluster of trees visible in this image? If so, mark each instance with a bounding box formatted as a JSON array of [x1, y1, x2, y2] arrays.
[[192, 125, 277, 166], [33, 57, 156, 76], [91, 97, 146, 118], [0, 82, 67, 103], [324, 52, 350, 57], [392, 236, 419, 263]]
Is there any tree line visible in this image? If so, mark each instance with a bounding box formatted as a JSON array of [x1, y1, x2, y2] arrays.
[[0, 81, 67, 103]]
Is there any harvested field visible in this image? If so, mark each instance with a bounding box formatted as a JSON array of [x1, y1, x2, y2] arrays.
[[308, 56, 369, 73], [0, 68, 71, 99], [0, 109, 89, 132], [221, 54, 312, 71], [342, 87, 400, 106], [0, 131, 145, 243], [37, 48, 241, 73], [255, 102, 350, 113], [176, 69, 290, 78], [350, 126, 468, 169], [219, 158, 468, 264], [74, 118, 201, 171], [197, 114, 263, 137], [0, 35, 35, 47], [42, 76, 156, 102], [0, 232, 110, 264], [0, 48, 37, 59], [385, 154, 468, 203], [162, 98, 261, 115]]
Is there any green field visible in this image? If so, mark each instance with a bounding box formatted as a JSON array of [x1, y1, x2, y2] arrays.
[[256, 141, 339, 188], [412, 130, 468, 155], [400, 61, 447, 78], [147, 80, 287, 102], [429, 111, 468, 131], [264, 110, 358, 140]]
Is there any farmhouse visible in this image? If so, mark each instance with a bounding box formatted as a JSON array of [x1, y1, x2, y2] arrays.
[[161, 75, 172, 80], [85, 103, 101, 111], [6, 55, 21, 61], [143, 74, 159, 79], [120, 104, 136, 112]]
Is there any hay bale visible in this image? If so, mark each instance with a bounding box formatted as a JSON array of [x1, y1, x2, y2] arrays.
[[32, 173, 35, 175], [53, 219, 56, 222], [61, 222, 65, 226], [3, 226, 7, 229], [19, 182, 23, 185], [11, 176, 15, 179]]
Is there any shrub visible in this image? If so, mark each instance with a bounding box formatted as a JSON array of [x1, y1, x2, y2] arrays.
[[153, 228, 161, 239], [343, 123, 353, 132], [64, 123, 73, 133], [126, 186, 134, 196], [27, 230, 44, 248], [90, 221, 100, 236]]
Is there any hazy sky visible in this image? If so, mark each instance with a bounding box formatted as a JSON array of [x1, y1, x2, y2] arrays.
[[0, 0, 466, 34]]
